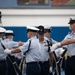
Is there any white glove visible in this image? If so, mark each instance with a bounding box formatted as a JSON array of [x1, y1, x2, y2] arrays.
[[4, 49, 11, 54], [49, 66, 52, 73], [51, 43, 61, 52]]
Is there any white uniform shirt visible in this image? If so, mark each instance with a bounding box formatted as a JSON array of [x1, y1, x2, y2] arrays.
[[44, 36, 57, 44], [38, 38, 50, 62], [3, 39, 18, 49], [64, 32, 75, 56], [3, 39, 19, 56], [0, 38, 7, 60], [20, 36, 41, 63], [55, 48, 64, 57]]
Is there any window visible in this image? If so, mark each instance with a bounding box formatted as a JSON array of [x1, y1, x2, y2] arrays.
[[17, 0, 49, 5], [51, 0, 75, 6], [0, 0, 75, 8]]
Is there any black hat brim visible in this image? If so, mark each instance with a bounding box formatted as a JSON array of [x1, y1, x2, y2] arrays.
[[38, 31, 44, 35], [27, 29, 37, 33], [68, 20, 75, 24], [44, 29, 51, 33], [5, 33, 15, 36]]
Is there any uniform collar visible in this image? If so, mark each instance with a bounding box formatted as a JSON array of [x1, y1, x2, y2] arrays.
[[4, 38, 12, 41], [69, 32, 75, 35], [44, 36, 50, 41], [29, 36, 37, 40]]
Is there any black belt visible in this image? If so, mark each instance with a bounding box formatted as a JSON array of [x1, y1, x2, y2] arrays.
[[68, 56, 75, 58], [38, 61, 49, 63], [0, 60, 6, 62], [26, 61, 49, 64]]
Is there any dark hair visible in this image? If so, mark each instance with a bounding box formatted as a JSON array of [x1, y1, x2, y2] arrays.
[[68, 18, 75, 24], [44, 29, 51, 33], [37, 25, 44, 34]]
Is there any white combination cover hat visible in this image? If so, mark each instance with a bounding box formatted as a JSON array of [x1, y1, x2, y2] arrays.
[[26, 26, 39, 31], [5, 30, 14, 36], [0, 27, 6, 33]]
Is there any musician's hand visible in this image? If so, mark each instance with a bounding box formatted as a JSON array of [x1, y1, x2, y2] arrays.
[[51, 43, 61, 52], [18, 41, 24, 46], [49, 66, 52, 73], [4, 49, 11, 54]]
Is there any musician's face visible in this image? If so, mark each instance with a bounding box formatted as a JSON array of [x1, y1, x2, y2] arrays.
[[0, 33, 4, 38], [44, 32, 50, 38]]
